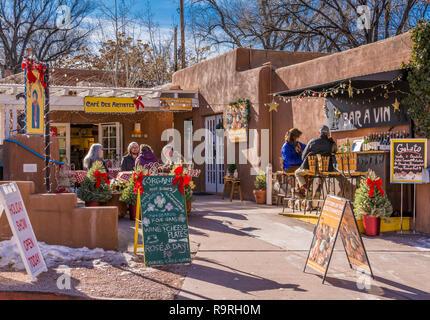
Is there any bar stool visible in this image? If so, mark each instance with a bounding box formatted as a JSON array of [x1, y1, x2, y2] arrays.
[[222, 176, 243, 201]]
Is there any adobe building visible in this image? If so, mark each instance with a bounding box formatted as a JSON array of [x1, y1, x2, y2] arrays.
[[170, 32, 430, 234]]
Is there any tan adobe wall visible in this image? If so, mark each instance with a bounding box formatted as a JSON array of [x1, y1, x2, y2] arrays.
[[0, 181, 118, 250]]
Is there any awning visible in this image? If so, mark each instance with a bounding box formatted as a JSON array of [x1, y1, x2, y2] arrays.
[[274, 69, 408, 97]]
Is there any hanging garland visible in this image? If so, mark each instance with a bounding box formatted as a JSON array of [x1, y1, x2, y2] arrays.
[[402, 19, 430, 139], [274, 75, 403, 103], [21, 58, 47, 88]]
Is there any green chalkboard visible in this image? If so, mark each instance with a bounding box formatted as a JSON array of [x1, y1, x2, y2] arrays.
[[140, 175, 191, 266]]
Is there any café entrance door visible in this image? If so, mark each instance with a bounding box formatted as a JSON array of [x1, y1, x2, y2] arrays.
[[205, 115, 224, 193]]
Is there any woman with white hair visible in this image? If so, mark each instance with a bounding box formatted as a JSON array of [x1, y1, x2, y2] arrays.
[[83, 143, 109, 172], [121, 141, 139, 171]]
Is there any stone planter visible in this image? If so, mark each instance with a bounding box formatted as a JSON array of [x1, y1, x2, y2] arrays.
[[253, 190, 266, 204], [104, 192, 128, 218]]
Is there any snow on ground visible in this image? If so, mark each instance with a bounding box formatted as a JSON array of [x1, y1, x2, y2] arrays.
[[0, 238, 138, 271]]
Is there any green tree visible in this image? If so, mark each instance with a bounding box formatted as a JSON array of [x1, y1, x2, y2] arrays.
[[402, 20, 430, 138], [77, 161, 112, 203], [353, 170, 393, 220]]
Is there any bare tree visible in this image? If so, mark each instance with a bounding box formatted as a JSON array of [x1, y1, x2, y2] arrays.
[[189, 0, 430, 52], [0, 0, 93, 76]]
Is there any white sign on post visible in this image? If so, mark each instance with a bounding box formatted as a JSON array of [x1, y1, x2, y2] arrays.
[[0, 182, 47, 280]]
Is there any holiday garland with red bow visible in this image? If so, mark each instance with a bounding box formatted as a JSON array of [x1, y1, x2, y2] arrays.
[[353, 170, 393, 220], [172, 166, 191, 195], [21, 58, 47, 88], [77, 161, 112, 203], [133, 96, 144, 110]]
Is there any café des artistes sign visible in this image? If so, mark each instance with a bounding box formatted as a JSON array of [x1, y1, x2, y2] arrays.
[[324, 95, 410, 132]]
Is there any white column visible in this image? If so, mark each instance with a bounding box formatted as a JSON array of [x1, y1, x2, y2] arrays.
[[12, 105, 17, 136], [5, 105, 10, 139], [0, 105, 4, 143]]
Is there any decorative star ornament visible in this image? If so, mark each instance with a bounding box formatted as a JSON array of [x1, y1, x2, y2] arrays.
[[392, 98, 400, 112], [334, 108, 341, 119], [348, 80, 354, 98], [265, 99, 279, 112]]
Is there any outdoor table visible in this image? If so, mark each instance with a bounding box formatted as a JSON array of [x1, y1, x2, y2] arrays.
[[108, 168, 121, 179], [69, 170, 87, 184], [222, 176, 243, 201]]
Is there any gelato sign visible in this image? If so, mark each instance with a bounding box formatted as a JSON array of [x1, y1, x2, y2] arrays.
[[84, 97, 136, 113], [390, 139, 427, 184]]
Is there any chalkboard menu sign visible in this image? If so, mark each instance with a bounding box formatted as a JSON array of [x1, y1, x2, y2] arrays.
[[390, 139, 427, 184], [140, 175, 191, 266]]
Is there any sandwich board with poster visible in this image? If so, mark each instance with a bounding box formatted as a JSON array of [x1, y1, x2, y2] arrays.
[[304, 195, 373, 283], [0, 182, 47, 281]]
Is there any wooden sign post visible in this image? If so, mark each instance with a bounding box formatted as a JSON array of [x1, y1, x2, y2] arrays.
[[134, 175, 191, 266], [390, 139, 427, 232], [304, 195, 373, 283], [0, 182, 47, 281]]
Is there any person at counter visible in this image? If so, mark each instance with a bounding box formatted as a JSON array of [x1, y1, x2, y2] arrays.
[[295, 125, 337, 197], [281, 128, 306, 173], [121, 142, 139, 171], [83, 143, 109, 173], [135, 144, 159, 168]]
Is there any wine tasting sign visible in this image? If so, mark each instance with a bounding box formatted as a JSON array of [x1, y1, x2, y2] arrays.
[[390, 139, 427, 184], [140, 175, 191, 266], [325, 96, 409, 132]]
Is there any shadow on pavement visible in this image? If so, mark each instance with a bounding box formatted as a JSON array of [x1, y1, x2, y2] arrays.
[[323, 274, 430, 300]]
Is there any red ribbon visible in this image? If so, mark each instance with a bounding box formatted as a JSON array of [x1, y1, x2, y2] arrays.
[[35, 63, 47, 88], [94, 170, 110, 188], [367, 178, 384, 197], [133, 171, 144, 194], [172, 166, 191, 195], [22, 59, 47, 87], [133, 96, 144, 110]]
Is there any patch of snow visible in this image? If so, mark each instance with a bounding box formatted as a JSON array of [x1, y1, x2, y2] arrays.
[[0, 238, 138, 271]]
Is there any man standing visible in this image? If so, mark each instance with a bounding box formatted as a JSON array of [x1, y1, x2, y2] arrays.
[[295, 125, 337, 197]]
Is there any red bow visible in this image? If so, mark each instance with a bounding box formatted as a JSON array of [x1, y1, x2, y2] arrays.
[[172, 167, 191, 194], [22, 59, 37, 84], [133, 171, 144, 194], [133, 96, 144, 110], [94, 170, 110, 188], [367, 178, 384, 197], [34, 63, 47, 88]]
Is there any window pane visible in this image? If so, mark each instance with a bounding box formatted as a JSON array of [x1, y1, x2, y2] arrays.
[[103, 126, 109, 137], [110, 138, 116, 148], [103, 138, 109, 148], [110, 126, 116, 137]]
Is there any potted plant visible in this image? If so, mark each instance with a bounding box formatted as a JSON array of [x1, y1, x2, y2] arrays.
[[353, 170, 393, 236], [120, 166, 146, 220], [227, 164, 237, 177], [105, 179, 128, 217], [253, 171, 267, 204], [77, 161, 112, 206], [184, 181, 195, 215]]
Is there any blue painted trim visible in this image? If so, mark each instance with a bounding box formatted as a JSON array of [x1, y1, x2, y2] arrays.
[[4, 138, 64, 165]]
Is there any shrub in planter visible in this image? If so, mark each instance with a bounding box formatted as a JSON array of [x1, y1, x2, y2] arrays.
[[227, 164, 237, 177], [120, 165, 147, 219], [353, 170, 393, 236], [77, 161, 112, 205], [253, 171, 267, 204]]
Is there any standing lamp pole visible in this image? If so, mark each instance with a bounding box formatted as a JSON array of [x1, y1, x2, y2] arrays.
[[179, 0, 186, 69], [44, 64, 50, 193]]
